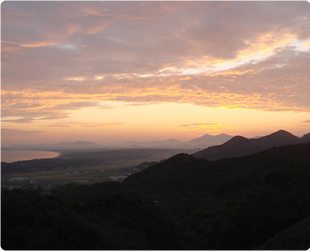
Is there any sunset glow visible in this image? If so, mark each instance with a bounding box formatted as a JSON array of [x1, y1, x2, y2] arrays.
[[2, 1, 310, 147]]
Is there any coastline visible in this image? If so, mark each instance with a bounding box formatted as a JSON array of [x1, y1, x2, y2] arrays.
[[1, 150, 61, 163]]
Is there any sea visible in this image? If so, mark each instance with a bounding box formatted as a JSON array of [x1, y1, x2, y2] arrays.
[[1, 150, 60, 163]]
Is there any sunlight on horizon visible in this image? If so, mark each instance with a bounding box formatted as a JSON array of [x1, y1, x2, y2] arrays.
[[2, 101, 310, 146]]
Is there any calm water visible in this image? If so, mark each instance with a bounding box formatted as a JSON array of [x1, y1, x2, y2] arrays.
[[1, 150, 60, 163]]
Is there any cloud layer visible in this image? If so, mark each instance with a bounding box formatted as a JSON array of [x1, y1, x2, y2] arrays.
[[2, 1, 310, 123]]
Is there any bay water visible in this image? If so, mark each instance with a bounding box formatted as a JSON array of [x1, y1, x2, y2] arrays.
[[1, 150, 60, 163]]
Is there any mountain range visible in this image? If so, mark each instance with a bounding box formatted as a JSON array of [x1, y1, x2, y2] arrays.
[[124, 139, 310, 206], [123, 133, 232, 148], [193, 130, 310, 160]]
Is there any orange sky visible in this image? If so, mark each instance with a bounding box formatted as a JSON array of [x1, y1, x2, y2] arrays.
[[2, 1, 310, 146]]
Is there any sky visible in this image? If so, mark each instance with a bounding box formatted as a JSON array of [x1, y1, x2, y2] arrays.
[[1, 1, 310, 147]]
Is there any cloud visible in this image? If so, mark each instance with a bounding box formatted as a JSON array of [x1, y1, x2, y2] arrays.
[[3, 2, 309, 78], [2, 46, 310, 119], [2, 1, 310, 122], [299, 120, 310, 127], [2, 117, 35, 123], [52, 101, 100, 110], [178, 123, 220, 131], [47, 122, 124, 128], [123, 102, 156, 107], [1, 101, 100, 123], [20, 41, 57, 47], [47, 123, 72, 128], [83, 123, 124, 127], [1, 128, 45, 136]]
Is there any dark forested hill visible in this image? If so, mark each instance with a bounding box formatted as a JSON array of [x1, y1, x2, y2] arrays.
[[193, 130, 306, 160], [259, 214, 310, 250], [123, 142, 310, 249], [123, 142, 310, 206], [2, 184, 197, 250]]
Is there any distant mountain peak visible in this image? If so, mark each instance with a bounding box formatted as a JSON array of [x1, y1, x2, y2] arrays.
[[226, 135, 248, 142], [255, 130, 299, 147], [269, 130, 296, 137], [166, 138, 180, 142], [186, 133, 233, 146], [224, 135, 252, 147]]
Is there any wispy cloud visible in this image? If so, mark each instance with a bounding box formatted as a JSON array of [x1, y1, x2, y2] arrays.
[[178, 123, 220, 131], [1, 128, 45, 135], [123, 102, 156, 107], [20, 41, 57, 47], [83, 123, 124, 128], [299, 120, 310, 127], [2, 116, 35, 123], [47, 122, 124, 128], [1, 101, 100, 123]]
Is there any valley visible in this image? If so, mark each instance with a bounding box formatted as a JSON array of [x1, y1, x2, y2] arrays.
[[1, 148, 195, 189]]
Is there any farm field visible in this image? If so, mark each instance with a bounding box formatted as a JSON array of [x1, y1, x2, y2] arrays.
[[2, 160, 145, 186], [1, 148, 195, 187]]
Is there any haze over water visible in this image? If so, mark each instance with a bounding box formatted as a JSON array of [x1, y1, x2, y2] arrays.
[[1, 150, 59, 163]]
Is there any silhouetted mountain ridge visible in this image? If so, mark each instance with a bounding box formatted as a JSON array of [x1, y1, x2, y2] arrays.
[[123, 133, 232, 148], [301, 132, 310, 142], [186, 133, 232, 145], [253, 130, 299, 148], [193, 130, 308, 160], [124, 141, 310, 206]]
